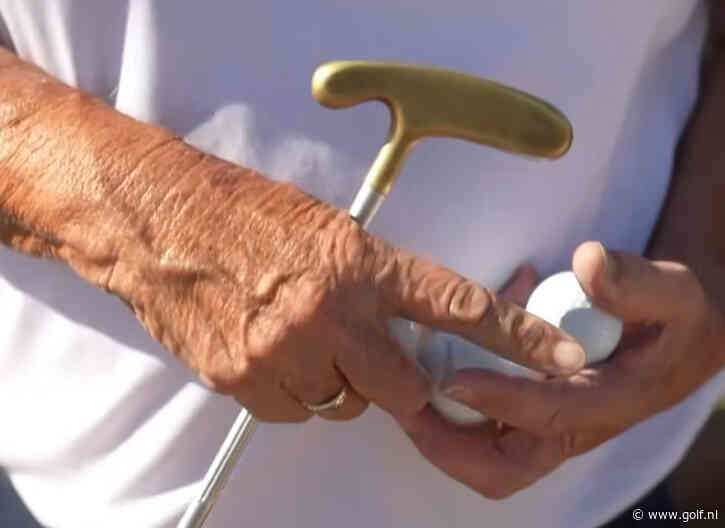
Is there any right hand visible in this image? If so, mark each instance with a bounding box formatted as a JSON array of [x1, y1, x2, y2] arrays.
[[0, 48, 582, 424], [96, 147, 586, 423]]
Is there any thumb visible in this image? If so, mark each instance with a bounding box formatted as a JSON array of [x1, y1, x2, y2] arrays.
[[572, 241, 705, 322]]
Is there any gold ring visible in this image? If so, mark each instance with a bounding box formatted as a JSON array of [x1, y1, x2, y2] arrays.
[[300, 386, 348, 413]]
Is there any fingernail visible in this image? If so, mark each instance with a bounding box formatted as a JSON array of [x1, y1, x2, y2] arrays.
[[553, 341, 586, 371]]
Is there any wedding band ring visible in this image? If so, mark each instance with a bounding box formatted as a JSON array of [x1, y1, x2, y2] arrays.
[[300, 385, 348, 412]]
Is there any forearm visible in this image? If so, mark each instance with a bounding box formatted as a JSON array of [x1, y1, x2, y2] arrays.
[[0, 47, 287, 293]]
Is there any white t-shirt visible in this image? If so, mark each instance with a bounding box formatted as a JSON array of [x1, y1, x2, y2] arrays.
[[0, 1, 723, 527]]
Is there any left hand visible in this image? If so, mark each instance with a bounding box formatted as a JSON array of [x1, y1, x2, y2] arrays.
[[397, 241, 725, 499]]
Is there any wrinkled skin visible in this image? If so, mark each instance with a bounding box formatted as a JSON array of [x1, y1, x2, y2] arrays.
[[1, 2, 723, 504], [400, 243, 725, 498], [397, 2, 725, 498], [0, 48, 584, 425], [98, 166, 587, 423]]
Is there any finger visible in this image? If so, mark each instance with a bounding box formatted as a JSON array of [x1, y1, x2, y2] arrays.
[[573, 241, 707, 323], [438, 366, 644, 436], [384, 251, 585, 376], [498, 264, 540, 306], [316, 384, 368, 421], [400, 406, 542, 499], [336, 321, 431, 419], [283, 367, 369, 421]]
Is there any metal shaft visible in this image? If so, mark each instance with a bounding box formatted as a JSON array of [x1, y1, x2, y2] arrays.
[[177, 409, 258, 528], [177, 198, 382, 528]]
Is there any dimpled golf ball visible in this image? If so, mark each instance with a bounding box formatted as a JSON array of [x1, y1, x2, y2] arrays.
[[390, 317, 534, 425], [525, 271, 623, 365], [391, 271, 623, 426], [389, 271, 623, 426], [418, 331, 536, 425]]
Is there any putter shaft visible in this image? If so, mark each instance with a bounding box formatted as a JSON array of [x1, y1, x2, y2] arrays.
[[177, 202, 380, 528], [177, 409, 258, 528]]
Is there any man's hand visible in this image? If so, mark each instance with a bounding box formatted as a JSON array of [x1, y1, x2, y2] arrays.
[[399, 242, 725, 499], [0, 47, 586, 424], [104, 171, 589, 423], [400, 1, 725, 496]]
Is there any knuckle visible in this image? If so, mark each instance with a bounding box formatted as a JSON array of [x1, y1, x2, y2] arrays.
[[334, 219, 374, 280], [512, 316, 549, 366], [244, 342, 278, 371], [238, 340, 287, 386], [197, 342, 245, 392], [385, 253, 432, 315], [447, 280, 493, 324], [371, 241, 400, 295], [245, 316, 301, 371], [293, 282, 332, 324], [225, 356, 264, 395]]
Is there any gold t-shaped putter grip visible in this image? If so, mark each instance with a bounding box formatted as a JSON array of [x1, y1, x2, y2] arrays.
[[178, 61, 573, 528], [313, 60, 572, 226]]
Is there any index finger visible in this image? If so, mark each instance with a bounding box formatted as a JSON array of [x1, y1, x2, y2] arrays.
[[382, 251, 586, 376]]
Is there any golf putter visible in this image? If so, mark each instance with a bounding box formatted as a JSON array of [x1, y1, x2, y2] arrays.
[[178, 60, 573, 528]]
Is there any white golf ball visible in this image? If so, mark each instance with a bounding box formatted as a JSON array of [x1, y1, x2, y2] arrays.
[[525, 271, 623, 365], [418, 331, 535, 425], [389, 271, 623, 426], [390, 317, 533, 425]]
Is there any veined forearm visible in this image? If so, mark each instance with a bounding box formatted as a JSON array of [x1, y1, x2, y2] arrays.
[[0, 46, 179, 267], [0, 47, 275, 291]]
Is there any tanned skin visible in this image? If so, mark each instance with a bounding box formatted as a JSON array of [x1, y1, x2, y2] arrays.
[[0, 48, 582, 427], [399, 1, 725, 499], [0, 4, 722, 501]]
